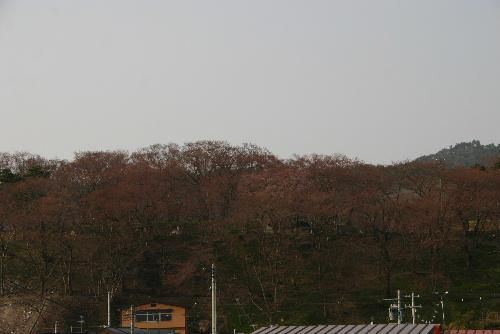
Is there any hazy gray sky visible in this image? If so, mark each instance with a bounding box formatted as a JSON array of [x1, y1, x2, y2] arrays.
[[0, 0, 499, 164]]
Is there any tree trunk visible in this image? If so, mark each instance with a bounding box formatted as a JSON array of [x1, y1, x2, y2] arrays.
[[0, 254, 4, 296]]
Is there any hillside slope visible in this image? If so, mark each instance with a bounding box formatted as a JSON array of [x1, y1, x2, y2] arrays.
[[416, 140, 500, 167]]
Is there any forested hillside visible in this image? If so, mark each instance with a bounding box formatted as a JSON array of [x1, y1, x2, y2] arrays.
[[416, 140, 500, 167], [0, 141, 499, 332]]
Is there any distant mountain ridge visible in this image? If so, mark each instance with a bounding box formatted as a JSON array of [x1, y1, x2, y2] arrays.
[[416, 140, 500, 167]]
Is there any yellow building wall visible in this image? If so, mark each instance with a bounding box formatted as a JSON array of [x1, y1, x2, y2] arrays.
[[121, 303, 187, 332]]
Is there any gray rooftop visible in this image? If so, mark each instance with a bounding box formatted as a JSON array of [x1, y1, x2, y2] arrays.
[[251, 324, 439, 334]]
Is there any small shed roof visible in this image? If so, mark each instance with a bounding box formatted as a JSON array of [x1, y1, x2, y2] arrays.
[[251, 324, 440, 334]]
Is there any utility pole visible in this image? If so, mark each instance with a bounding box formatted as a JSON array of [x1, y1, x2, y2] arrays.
[[404, 292, 422, 324], [211, 263, 217, 334], [78, 316, 84, 333], [384, 289, 403, 324], [397, 290, 401, 324], [440, 295, 446, 325], [107, 291, 111, 327], [130, 305, 135, 334], [434, 291, 448, 326], [411, 293, 416, 324]]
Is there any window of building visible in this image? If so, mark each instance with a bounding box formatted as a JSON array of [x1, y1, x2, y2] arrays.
[[135, 309, 173, 322], [136, 313, 148, 322]]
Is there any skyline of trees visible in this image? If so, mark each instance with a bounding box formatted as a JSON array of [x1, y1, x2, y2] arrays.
[[0, 141, 499, 331]]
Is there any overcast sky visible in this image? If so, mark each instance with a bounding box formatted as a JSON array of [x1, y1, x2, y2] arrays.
[[0, 1, 499, 164]]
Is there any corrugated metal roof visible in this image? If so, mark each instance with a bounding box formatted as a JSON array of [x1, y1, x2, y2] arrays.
[[251, 324, 439, 334], [446, 331, 500, 334]]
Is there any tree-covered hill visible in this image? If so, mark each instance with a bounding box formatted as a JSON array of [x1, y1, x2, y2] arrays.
[[0, 142, 499, 333], [416, 140, 500, 167]]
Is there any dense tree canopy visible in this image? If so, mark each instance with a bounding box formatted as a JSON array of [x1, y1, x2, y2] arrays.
[[0, 141, 499, 331]]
